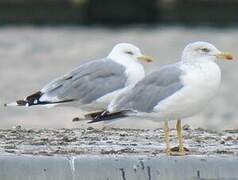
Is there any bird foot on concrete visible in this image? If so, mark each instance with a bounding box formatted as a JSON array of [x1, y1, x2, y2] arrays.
[[167, 146, 190, 156]]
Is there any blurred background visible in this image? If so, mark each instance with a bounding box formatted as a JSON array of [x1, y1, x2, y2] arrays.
[[0, 0, 238, 129]]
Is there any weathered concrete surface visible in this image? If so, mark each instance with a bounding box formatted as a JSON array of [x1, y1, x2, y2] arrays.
[[0, 126, 238, 179], [0, 155, 238, 180], [0, 126, 238, 156]]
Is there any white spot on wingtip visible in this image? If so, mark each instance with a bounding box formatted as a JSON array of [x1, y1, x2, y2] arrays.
[[34, 100, 38, 104], [4, 102, 17, 106]]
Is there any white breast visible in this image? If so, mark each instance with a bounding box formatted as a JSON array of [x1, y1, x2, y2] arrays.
[[125, 62, 145, 86], [153, 61, 221, 121]]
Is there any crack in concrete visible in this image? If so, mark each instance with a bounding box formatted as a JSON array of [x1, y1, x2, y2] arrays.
[[147, 166, 152, 180], [119, 168, 126, 180], [140, 160, 145, 170], [197, 170, 200, 178]]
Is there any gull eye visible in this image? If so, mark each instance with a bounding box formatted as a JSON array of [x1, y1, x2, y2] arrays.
[[125, 51, 134, 55], [200, 48, 210, 53]]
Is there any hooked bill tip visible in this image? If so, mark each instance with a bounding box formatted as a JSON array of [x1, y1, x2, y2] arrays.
[[226, 54, 233, 60]]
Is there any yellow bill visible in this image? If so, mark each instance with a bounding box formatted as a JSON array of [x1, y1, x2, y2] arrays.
[[137, 55, 153, 63], [216, 52, 234, 60]]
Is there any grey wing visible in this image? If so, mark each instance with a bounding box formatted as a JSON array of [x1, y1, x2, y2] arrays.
[[41, 59, 127, 104], [113, 64, 184, 112]]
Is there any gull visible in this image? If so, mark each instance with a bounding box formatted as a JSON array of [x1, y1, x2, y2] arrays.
[[5, 43, 153, 117], [86, 41, 234, 155]]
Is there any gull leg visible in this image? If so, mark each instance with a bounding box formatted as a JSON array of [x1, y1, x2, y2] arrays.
[[164, 120, 171, 155], [176, 119, 185, 154]]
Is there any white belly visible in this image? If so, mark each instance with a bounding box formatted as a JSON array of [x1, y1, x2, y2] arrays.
[[151, 62, 221, 121]]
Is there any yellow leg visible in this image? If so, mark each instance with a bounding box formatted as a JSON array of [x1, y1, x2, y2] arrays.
[[164, 121, 171, 155], [176, 119, 185, 154]]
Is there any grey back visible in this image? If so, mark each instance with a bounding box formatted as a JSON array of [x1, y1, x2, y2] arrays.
[[41, 59, 127, 104], [114, 64, 184, 112]]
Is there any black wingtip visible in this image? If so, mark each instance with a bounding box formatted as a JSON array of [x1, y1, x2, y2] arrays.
[[3, 103, 7, 107], [25, 91, 42, 106], [88, 110, 129, 124], [84, 110, 105, 120], [87, 110, 109, 123], [16, 100, 28, 106]]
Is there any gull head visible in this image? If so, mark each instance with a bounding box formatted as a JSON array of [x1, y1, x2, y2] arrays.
[[182, 41, 233, 63], [107, 43, 153, 64]]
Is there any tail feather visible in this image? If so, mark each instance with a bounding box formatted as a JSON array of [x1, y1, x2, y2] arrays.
[[87, 110, 129, 123], [5, 91, 74, 107]]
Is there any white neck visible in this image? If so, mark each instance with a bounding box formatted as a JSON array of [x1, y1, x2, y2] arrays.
[[107, 53, 137, 68], [107, 54, 145, 86]]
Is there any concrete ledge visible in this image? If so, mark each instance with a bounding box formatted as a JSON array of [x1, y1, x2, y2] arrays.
[[0, 155, 238, 180], [1, 127, 238, 179], [1, 127, 238, 156]]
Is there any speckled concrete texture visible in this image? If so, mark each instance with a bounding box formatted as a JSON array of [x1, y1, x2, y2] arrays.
[[0, 126, 238, 156]]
